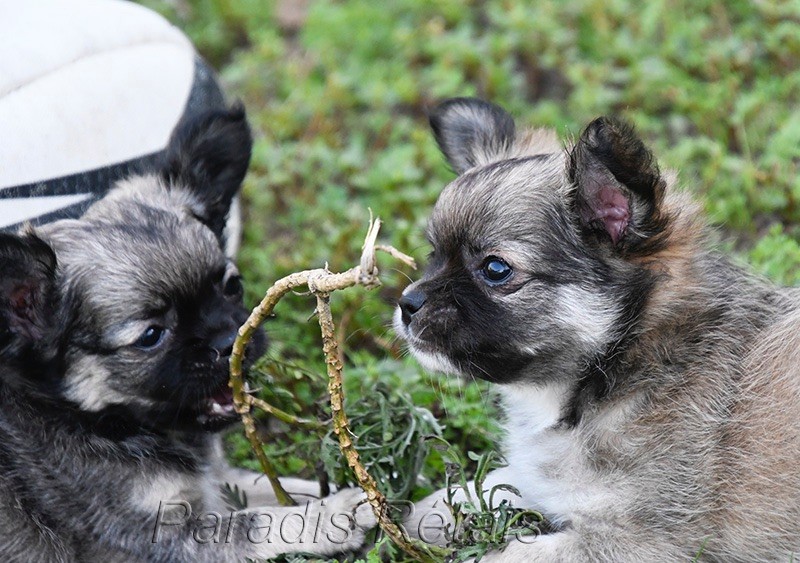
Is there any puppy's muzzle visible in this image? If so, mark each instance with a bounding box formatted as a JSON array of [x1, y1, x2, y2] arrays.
[[399, 288, 427, 325]]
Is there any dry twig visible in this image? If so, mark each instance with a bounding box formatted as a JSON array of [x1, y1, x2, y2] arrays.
[[228, 217, 447, 561]]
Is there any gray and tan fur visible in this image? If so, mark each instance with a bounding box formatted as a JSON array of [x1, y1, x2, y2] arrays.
[[0, 106, 373, 562], [396, 98, 800, 561]]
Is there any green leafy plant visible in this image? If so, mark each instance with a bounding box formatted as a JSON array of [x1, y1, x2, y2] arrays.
[[438, 445, 546, 562]]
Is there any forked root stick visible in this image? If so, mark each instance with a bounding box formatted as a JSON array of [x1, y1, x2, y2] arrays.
[[228, 218, 447, 561]]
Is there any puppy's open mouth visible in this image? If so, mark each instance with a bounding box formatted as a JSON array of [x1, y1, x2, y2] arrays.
[[196, 385, 238, 427]]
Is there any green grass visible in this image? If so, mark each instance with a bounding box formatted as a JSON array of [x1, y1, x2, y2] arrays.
[[141, 1, 800, 559]]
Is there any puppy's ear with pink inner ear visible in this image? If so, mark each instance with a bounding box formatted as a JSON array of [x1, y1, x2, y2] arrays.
[[569, 117, 667, 250], [429, 97, 517, 174], [0, 233, 57, 356]]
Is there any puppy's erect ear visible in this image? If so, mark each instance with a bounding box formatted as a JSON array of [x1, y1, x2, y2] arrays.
[[568, 117, 667, 250], [161, 103, 252, 240], [0, 233, 57, 354], [429, 98, 517, 174]]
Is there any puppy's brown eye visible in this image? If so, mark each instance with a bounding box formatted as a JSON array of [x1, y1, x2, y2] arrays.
[[481, 258, 513, 285], [223, 275, 243, 297], [135, 326, 166, 349]]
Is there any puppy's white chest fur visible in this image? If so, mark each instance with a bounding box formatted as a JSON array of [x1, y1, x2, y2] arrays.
[[495, 383, 614, 527]]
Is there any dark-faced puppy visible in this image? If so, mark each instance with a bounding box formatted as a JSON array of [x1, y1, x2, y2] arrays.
[[0, 107, 373, 562], [397, 98, 800, 562]]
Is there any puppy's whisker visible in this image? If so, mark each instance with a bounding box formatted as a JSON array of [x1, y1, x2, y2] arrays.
[[387, 267, 415, 284]]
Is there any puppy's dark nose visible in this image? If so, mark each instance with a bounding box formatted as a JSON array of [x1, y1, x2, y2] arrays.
[[210, 329, 237, 359], [399, 289, 426, 325]]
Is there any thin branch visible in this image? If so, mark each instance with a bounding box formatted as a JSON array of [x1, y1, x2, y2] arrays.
[[228, 217, 447, 561], [375, 244, 417, 269], [317, 292, 447, 562], [248, 395, 324, 430]]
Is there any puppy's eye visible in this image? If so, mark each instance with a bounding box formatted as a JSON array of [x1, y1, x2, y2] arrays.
[[481, 257, 513, 285], [135, 326, 167, 349], [223, 274, 243, 297]]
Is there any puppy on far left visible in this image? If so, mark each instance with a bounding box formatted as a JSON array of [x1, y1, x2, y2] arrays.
[[0, 105, 374, 562]]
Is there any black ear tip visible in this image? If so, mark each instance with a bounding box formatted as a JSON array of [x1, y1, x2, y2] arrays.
[[227, 100, 247, 121], [428, 97, 510, 129], [0, 233, 57, 274], [583, 116, 608, 134], [429, 97, 478, 117], [582, 116, 625, 144], [170, 103, 252, 151], [27, 235, 57, 273], [205, 103, 252, 152], [579, 116, 648, 163], [218, 102, 251, 143], [429, 97, 469, 134]]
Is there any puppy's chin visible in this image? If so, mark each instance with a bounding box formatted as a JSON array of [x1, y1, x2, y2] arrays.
[[405, 343, 461, 376], [151, 343, 266, 434], [166, 382, 240, 433], [393, 307, 461, 377]]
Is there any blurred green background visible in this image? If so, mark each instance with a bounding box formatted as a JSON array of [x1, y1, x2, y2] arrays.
[[142, 0, 800, 558]]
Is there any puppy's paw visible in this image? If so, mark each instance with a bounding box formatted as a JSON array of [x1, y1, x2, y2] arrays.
[[323, 487, 377, 531], [400, 493, 453, 546], [246, 489, 376, 558], [314, 488, 376, 553]]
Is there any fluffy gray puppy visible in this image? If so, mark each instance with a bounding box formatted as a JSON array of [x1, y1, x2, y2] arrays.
[[0, 107, 373, 562], [396, 98, 800, 562]]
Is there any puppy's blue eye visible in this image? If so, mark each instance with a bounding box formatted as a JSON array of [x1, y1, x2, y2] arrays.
[[135, 326, 166, 349], [482, 258, 513, 285]]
